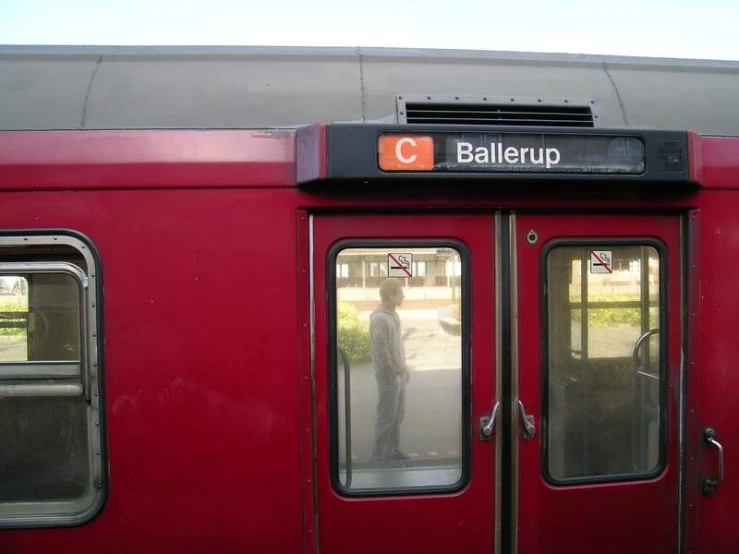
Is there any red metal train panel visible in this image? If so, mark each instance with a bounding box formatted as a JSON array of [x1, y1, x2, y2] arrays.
[[0, 189, 305, 553], [0, 130, 296, 189], [689, 132, 739, 189], [687, 194, 739, 553]]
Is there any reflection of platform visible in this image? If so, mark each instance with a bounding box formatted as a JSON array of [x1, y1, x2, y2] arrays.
[[338, 364, 462, 464], [339, 464, 462, 489]]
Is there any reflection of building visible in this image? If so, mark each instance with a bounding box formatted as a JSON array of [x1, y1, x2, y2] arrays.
[[336, 248, 462, 312], [570, 253, 659, 297], [336, 249, 461, 289]]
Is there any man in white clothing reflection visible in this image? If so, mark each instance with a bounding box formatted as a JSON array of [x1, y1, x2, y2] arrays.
[[370, 278, 410, 461]]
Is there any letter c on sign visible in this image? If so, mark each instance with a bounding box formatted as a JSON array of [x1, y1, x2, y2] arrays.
[[378, 135, 434, 171], [395, 137, 418, 164]]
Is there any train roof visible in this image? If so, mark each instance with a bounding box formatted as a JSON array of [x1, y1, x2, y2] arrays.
[[1, 45, 738, 135]]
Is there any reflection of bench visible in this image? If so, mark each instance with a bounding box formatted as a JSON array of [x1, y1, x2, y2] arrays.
[[437, 307, 461, 336], [0, 312, 27, 329], [439, 318, 460, 336]]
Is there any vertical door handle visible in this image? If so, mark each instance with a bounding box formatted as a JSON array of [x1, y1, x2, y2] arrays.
[[518, 400, 536, 440], [702, 428, 724, 496], [480, 402, 500, 440]]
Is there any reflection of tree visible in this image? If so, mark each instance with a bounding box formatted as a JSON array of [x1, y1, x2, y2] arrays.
[[12, 278, 28, 296], [337, 303, 371, 364]]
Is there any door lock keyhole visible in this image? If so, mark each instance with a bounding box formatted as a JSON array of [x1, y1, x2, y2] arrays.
[[526, 230, 538, 245]]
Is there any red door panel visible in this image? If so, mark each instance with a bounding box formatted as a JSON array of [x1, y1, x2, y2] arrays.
[[312, 214, 496, 554], [516, 214, 681, 554], [687, 201, 739, 554]]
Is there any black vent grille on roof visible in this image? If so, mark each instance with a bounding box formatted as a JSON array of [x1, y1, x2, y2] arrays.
[[404, 103, 595, 127]]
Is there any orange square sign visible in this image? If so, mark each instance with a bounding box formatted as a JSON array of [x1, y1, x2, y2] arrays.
[[378, 135, 435, 171]]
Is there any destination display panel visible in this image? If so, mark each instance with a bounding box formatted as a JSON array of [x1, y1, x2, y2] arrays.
[[297, 124, 690, 184], [377, 132, 647, 174]]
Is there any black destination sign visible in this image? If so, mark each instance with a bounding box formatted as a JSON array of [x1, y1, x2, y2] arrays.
[[299, 124, 689, 185], [378, 132, 646, 174]]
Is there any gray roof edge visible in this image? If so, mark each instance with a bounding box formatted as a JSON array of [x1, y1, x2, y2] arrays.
[[0, 44, 737, 70]]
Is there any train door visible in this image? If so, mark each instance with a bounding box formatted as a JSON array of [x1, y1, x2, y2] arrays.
[[514, 214, 681, 554], [312, 214, 498, 554], [311, 212, 681, 553]]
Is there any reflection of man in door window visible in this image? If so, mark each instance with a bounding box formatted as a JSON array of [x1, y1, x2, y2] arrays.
[[370, 278, 409, 461]]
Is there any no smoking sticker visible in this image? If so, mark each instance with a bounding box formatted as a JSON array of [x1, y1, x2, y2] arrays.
[[590, 251, 613, 274], [388, 253, 413, 277]]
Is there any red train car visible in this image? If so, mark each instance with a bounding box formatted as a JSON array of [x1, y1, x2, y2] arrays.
[[0, 46, 738, 553]]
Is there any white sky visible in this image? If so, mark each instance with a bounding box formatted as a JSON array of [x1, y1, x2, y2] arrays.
[[1, 0, 738, 61]]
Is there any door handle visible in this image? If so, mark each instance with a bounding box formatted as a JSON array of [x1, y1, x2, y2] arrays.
[[702, 428, 724, 496], [480, 402, 500, 440], [518, 400, 536, 440], [632, 328, 659, 370]]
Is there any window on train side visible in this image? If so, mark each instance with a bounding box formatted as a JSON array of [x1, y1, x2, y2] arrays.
[[0, 236, 105, 527], [332, 246, 467, 494], [545, 244, 663, 482]]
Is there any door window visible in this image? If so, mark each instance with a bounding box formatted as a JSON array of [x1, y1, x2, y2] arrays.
[[332, 246, 467, 493], [545, 244, 664, 481]]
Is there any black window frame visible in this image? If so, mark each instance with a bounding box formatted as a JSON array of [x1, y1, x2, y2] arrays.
[[327, 239, 471, 497], [540, 238, 668, 486]]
